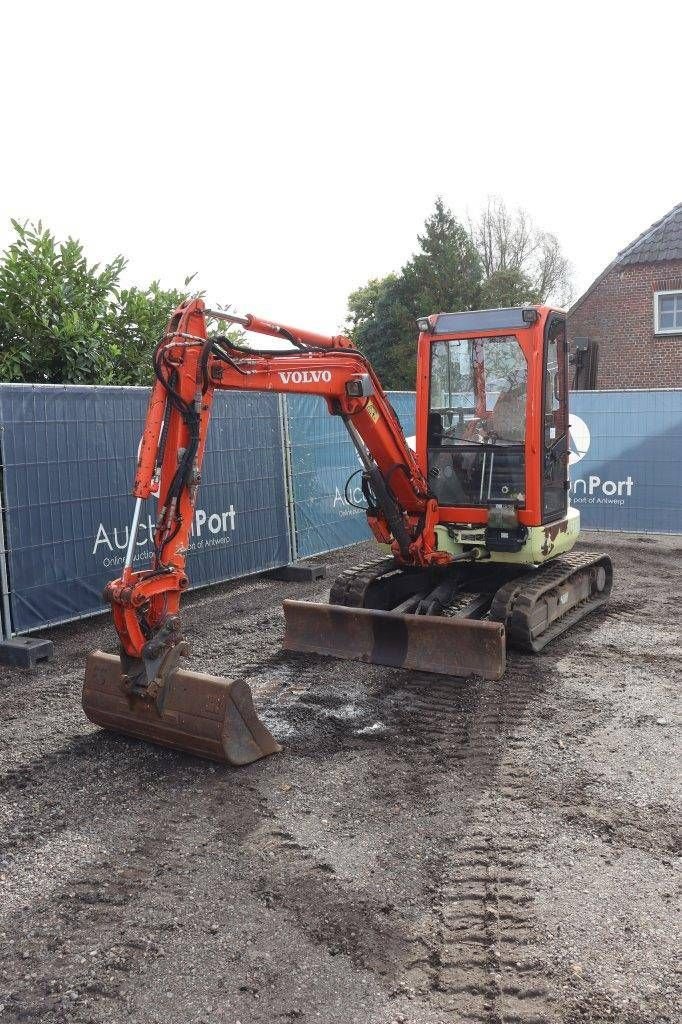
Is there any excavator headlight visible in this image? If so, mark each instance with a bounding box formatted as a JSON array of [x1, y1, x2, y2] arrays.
[[521, 307, 539, 324], [416, 317, 431, 333]]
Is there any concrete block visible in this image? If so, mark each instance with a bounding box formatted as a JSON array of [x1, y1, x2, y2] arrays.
[[268, 562, 328, 582], [0, 636, 54, 668]]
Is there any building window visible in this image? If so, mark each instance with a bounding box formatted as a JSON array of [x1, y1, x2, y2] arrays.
[[654, 290, 682, 334]]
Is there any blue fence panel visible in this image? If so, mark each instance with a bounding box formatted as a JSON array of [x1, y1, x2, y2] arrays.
[[1, 383, 678, 635], [287, 387, 681, 556], [569, 390, 682, 533], [287, 391, 416, 559], [0, 385, 290, 632]]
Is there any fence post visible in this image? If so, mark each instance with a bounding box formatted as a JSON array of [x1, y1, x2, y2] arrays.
[[278, 394, 298, 564], [0, 455, 13, 642]]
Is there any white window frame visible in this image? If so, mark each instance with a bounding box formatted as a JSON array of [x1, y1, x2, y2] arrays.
[[654, 289, 682, 335]]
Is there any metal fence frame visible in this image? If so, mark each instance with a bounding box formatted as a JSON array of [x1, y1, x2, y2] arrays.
[[0, 486, 12, 640]]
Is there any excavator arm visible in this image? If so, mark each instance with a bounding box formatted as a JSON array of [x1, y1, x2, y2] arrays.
[[103, 298, 445, 696]]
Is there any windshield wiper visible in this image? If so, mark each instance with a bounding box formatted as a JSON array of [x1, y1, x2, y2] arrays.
[[545, 431, 568, 464], [442, 434, 522, 446], [547, 431, 568, 452], [442, 434, 490, 445]]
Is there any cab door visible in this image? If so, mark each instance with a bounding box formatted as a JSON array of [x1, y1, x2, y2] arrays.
[[542, 315, 569, 522]]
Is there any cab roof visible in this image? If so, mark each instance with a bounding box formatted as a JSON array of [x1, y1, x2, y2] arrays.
[[431, 306, 542, 335]]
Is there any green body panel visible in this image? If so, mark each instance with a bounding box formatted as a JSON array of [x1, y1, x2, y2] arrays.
[[376, 507, 580, 567], [433, 506, 580, 565]]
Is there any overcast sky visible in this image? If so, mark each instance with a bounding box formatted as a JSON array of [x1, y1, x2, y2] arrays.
[[1, 1, 680, 337]]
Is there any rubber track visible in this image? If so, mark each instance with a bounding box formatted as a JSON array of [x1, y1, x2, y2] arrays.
[[328, 557, 398, 608], [489, 549, 613, 653], [329, 550, 613, 656]]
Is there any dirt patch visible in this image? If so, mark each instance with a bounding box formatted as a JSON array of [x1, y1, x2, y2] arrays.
[[0, 532, 680, 1023]]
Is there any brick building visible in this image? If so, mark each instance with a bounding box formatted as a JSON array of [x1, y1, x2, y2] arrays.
[[567, 203, 682, 389]]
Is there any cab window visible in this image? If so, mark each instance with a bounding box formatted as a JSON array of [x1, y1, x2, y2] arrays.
[[428, 335, 527, 507]]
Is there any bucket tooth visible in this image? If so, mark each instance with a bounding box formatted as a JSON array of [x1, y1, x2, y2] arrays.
[[283, 600, 506, 680], [83, 651, 281, 765]]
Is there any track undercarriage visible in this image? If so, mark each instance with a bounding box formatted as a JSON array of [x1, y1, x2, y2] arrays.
[[283, 550, 613, 678]]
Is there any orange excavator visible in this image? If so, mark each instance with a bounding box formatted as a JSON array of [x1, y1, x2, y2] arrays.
[[83, 300, 612, 764]]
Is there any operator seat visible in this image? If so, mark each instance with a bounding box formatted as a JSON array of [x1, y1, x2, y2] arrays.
[[491, 384, 526, 441]]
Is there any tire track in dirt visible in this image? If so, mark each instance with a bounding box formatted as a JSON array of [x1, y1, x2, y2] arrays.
[[245, 664, 559, 1020], [392, 673, 558, 1023]]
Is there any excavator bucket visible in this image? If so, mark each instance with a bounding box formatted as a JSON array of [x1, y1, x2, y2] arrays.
[[82, 651, 281, 765], [282, 600, 506, 680]]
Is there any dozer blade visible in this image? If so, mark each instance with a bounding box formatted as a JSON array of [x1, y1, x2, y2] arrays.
[[83, 651, 281, 765], [283, 600, 506, 680]]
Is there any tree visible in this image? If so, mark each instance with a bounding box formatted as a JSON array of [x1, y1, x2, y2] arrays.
[[347, 274, 416, 388], [470, 197, 573, 307], [348, 200, 482, 387], [480, 267, 538, 308], [0, 220, 193, 385], [403, 197, 483, 315], [109, 279, 197, 385], [347, 197, 574, 387]]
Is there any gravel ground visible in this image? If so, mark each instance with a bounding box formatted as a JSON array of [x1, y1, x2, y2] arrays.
[[0, 531, 680, 1024]]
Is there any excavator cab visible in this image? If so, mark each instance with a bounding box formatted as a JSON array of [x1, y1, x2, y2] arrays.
[[284, 307, 611, 672], [416, 307, 571, 547]]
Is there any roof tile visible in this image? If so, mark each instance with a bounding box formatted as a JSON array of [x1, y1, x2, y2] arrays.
[[618, 203, 682, 265], [570, 202, 682, 314]]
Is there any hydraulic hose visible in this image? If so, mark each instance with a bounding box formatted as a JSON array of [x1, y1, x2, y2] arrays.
[[362, 464, 412, 560]]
